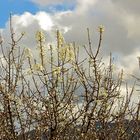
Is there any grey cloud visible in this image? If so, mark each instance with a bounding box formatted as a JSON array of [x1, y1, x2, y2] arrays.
[[31, 0, 75, 6], [1, 0, 140, 75], [51, 0, 139, 56], [2, 0, 140, 57], [111, 0, 140, 16], [1, 0, 140, 102]]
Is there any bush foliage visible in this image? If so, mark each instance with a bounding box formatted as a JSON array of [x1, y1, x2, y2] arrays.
[[0, 15, 139, 140]]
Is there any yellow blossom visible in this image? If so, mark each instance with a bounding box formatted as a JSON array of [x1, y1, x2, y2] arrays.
[[112, 64, 116, 71], [38, 45, 47, 56], [68, 48, 75, 61], [57, 30, 64, 46], [68, 76, 76, 82], [21, 31, 26, 36], [32, 63, 44, 71], [24, 48, 33, 58], [59, 44, 75, 61], [102, 90, 108, 97], [53, 66, 61, 75], [36, 31, 45, 42], [59, 47, 67, 61], [98, 25, 105, 33]]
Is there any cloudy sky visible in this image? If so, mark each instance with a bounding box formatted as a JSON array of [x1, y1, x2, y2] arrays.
[[0, 0, 140, 95]]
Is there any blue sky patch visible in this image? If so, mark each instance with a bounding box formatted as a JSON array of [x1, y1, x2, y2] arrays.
[[0, 0, 75, 28], [0, 0, 38, 27]]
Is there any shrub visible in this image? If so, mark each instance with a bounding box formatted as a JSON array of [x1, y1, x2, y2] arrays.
[[0, 15, 139, 140]]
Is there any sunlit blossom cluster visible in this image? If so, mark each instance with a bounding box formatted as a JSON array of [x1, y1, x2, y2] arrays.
[[24, 48, 33, 58], [98, 25, 105, 33], [57, 30, 65, 47], [59, 44, 75, 61], [52, 66, 61, 75], [35, 31, 46, 42], [32, 63, 44, 71]]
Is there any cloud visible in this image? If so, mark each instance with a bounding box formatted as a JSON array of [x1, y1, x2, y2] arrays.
[[35, 12, 53, 30], [1, 0, 139, 62], [111, 0, 140, 16], [1, 0, 140, 86], [0, 0, 140, 104], [1, 0, 140, 56], [31, 0, 75, 6], [44, 0, 139, 56], [120, 14, 140, 43], [75, 0, 97, 13], [1, 11, 72, 63], [11, 12, 53, 31]]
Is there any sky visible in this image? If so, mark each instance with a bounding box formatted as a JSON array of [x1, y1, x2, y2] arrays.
[[0, 0, 140, 100]]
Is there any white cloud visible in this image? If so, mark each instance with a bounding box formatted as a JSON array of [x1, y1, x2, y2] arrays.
[[1, 11, 71, 60], [35, 12, 53, 30], [1, 0, 140, 56], [11, 12, 53, 32], [1, 0, 140, 99], [115, 49, 140, 79]]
